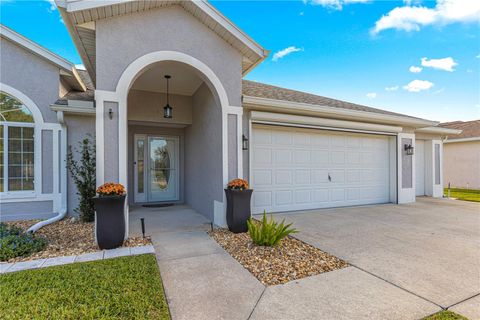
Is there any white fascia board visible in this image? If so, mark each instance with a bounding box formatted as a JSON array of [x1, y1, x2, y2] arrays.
[[51, 103, 95, 115], [443, 137, 480, 143], [58, 0, 268, 62], [194, 1, 267, 59], [243, 95, 438, 128], [251, 111, 403, 134], [1, 24, 86, 92], [1, 24, 73, 72], [415, 126, 462, 135]]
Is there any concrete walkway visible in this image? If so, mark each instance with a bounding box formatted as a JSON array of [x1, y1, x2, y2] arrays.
[[129, 200, 480, 320]]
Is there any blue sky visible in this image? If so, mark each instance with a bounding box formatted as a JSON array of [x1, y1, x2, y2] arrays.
[[1, 0, 479, 122]]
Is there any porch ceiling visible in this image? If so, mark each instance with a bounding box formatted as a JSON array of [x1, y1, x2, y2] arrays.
[[56, 0, 269, 86]]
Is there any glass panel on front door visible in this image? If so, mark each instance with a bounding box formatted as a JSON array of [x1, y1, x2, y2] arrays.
[[135, 135, 179, 203]]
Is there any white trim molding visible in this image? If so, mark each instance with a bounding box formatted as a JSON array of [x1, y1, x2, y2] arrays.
[[244, 96, 438, 128], [250, 111, 403, 134], [397, 133, 416, 204], [444, 137, 480, 144], [1, 24, 86, 91], [96, 50, 232, 232]]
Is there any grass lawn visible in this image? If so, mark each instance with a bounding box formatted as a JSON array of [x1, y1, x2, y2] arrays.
[[444, 188, 480, 202], [423, 311, 468, 320], [0, 254, 170, 320]]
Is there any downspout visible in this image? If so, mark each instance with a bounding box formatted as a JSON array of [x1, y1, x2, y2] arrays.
[[28, 110, 68, 233]]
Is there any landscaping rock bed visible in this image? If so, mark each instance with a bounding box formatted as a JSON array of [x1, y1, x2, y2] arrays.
[[208, 228, 348, 285], [4, 219, 151, 263]]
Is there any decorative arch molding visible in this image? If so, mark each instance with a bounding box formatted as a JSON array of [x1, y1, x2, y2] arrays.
[[0, 82, 45, 124], [114, 50, 231, 109], [95, 50, 234, 202]]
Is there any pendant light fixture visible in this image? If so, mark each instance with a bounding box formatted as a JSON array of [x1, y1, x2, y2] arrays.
[[163, 75, 173, 119]]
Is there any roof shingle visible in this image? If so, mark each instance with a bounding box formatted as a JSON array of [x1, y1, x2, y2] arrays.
[[440, 120, 480, 139]]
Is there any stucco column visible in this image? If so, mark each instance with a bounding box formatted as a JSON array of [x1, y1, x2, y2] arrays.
[[424, 140, 443, 197], [397, 133, 416, 203]]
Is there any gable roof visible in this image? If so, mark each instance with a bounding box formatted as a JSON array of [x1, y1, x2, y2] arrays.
[[243, 80, 438, 127], [440, 120, 480, 139], [0, 24, 86, 92], [55, 71, 437, 128], [55, 0, 269, 86]]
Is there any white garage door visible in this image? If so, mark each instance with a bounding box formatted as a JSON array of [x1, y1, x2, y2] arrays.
[[251, 125, 392, 213]]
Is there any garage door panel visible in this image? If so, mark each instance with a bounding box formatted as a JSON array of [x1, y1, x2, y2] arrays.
[[295, 169, 311, 184], [295, 190, 312, 203], [273, 149, 292, 164], [275, 190, 293, 205], [253, 147, 271, 165], [252, 126, 392, 213]]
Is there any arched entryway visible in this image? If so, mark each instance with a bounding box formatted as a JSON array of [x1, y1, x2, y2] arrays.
[[95, 51, 237, 223]]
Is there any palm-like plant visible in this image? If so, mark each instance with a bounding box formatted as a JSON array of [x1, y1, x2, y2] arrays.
[[247, 211, 298, 246]]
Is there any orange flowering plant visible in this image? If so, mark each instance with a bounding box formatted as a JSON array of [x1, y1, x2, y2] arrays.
[[227, 179, 249, 191], [96, 182, 126, 196]]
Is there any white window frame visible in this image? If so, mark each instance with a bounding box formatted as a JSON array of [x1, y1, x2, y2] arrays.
[[1, 121, 36, 196]]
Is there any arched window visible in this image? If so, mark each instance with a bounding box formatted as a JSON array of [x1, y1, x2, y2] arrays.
[[0, 92, 35, 192]]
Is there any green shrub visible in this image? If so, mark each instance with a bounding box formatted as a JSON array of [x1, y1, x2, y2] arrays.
[[247, 211, 298, 246], [0, 223, 48, 261], [67, 136, 96, 222]]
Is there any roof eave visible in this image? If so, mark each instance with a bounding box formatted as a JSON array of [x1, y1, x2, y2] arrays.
[[243, 95, 438, 128], [415, 127, 462, 135]]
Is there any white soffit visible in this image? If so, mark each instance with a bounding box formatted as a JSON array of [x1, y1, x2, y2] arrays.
[[55, 0, 268, 82]]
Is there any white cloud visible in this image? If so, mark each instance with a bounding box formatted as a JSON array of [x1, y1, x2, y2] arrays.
[[272, 46, 303, 62], [366, 92, 377, 99], [372, 0, 480, 34], [432, 87, 445, 95], [75, 64, 86, 70], [421, 57, 457, 71], [45, 0, 56, 12], [403, 79, 434, 92], [304, 0, 369, 10], [385, 85, 399, 91], [409, 66, 423, 73]]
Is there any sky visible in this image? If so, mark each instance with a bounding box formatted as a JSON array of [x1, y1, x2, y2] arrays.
[[0, 0, 479, 122]]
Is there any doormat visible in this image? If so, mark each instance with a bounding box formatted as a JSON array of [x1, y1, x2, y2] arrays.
[[142, 203, 174, 208]]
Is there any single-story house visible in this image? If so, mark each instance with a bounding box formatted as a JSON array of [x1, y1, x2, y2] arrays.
[[0, 0, 461, 231], [440, 120, 480, 190]]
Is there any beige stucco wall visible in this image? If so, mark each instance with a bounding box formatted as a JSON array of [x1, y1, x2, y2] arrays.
[[95, 5, 243, 107], [443, 141, 480, 189], [128, 89, 192, 125]]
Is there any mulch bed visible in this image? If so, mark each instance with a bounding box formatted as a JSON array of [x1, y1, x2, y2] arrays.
[[208, 228, 348, 286], [4, 219, 151, 263]]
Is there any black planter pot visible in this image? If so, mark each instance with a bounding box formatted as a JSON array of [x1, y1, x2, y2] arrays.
[[93, 195, 126, 250], [224, 189, 253, 233]]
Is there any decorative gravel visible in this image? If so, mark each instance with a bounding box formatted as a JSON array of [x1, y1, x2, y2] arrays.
[[208, 228, 348, 286], [5, 219, 151, 263]]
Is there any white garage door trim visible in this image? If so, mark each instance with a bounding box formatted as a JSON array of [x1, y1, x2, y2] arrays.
[[251, 124, 396, 214]]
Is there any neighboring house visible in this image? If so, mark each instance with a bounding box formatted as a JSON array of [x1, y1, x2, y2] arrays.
[[0, 1, 460, 230], [440, 120, 480, 190]]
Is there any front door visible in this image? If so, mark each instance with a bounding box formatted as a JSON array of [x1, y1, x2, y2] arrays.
[[134, 135, 179, 203]]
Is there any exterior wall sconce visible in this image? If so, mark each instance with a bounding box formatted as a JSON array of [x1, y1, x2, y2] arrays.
[[404, 144, 414, 155], [163, 75, 173, 119], [242, 134, 249, 150], [108, 108, 113, 119]]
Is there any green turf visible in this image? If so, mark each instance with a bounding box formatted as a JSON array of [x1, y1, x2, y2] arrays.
[[0, 254, 170, 320], [423, 310, 469, 320], [444, 188, 480, 202]]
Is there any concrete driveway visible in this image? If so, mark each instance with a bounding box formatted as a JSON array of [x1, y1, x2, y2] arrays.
[[269, 197, 480, 312], [132, 199, 479, 320]]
